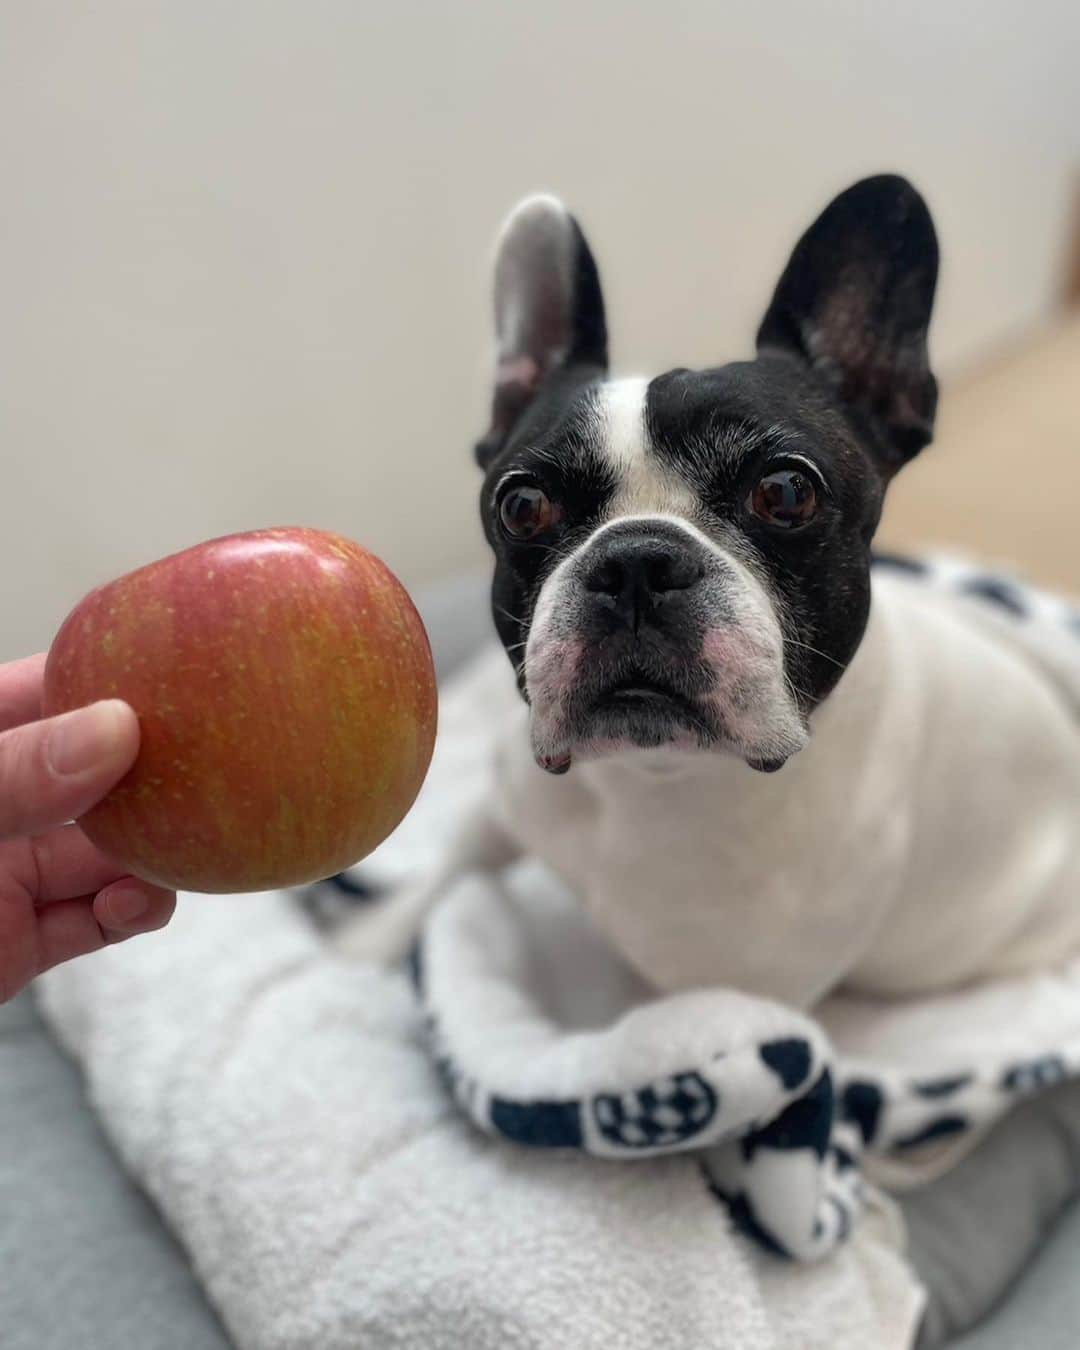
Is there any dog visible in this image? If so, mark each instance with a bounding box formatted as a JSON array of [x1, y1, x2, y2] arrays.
[[343, 175, 1079, 1014]]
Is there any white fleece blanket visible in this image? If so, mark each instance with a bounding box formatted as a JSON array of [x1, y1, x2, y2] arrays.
[[37, 890, 922, 1350], [35, 554, 1077, 1349]]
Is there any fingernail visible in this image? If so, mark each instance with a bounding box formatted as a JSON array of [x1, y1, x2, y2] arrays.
[[103, 887, 150, 926], [47, 701, 130, 777]]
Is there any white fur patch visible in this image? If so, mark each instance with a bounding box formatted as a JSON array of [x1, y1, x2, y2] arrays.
[[597, 379, 699, 518]]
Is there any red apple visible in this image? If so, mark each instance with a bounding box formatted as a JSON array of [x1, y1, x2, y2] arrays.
[[43, 528, 437, 892]]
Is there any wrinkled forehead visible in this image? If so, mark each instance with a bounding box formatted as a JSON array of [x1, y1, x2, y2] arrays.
[[496, 360, 851, 512]]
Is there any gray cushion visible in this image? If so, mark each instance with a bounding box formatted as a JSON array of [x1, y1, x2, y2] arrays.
[[0, 991, 231, 1350], [904, 1079, 1080, 1347], [951, 1202, 1080, 1349], [415, 570, 491, 682]]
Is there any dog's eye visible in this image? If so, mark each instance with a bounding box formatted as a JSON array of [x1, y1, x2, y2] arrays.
[[498, 483, 560, 540], [749, 469, 819, 529]]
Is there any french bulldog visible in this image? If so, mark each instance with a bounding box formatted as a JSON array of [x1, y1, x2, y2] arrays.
[[347, 176, 1079, 1013]]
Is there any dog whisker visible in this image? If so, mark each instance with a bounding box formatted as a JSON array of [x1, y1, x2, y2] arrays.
[[785, 638, 848, 672], [783, 672, 816, 706]]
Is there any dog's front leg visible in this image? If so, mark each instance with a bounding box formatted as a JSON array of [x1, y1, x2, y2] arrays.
[[333, 804, 522, 966]]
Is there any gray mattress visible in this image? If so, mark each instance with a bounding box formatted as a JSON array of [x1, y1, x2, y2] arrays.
[[3, 573, 1078, 1349]]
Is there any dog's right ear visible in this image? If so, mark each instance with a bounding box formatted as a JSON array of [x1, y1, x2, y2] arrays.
[[475, 196, 608, 469]]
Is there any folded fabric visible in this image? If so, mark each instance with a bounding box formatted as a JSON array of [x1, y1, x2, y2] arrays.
[[36, 891, 923, 1350]]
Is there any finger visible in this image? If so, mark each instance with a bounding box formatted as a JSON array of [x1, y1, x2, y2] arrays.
[[0, 880, 36, 1004], [0, 654, 46, 733], [0, 823, 128, 903], [33, 883, 175, 976], [93, 880, 176, 939], [0, 700, 139, 840], [30, 894, 108, 975]]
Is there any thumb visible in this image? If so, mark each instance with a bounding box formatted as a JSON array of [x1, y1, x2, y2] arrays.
[[0, 700, 139, 840]]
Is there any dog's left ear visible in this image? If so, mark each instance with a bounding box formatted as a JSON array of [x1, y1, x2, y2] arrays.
[[757, 175, 939, 473]]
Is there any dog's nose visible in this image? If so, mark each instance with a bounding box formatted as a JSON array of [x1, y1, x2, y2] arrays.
[[583, 531, 705, 630]]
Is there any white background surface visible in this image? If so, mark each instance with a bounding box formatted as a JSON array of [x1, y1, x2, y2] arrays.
[[3, 1, 1079, 658]]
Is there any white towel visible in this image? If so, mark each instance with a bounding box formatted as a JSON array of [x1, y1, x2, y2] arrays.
[[37, 889, 922, 1349]]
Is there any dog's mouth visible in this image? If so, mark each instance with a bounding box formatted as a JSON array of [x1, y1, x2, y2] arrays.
[[530, 662, 717, 775], [527, 641, 809, 777], [573, 667, 716, 752], [591, 675, 699, 719]]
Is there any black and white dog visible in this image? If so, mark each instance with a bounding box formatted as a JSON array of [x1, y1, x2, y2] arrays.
[[348, 176, 1079, 1013]]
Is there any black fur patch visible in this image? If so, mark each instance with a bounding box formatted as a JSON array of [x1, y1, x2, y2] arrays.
[[644, 359, 880, 713], [757, 174, 939, 469]]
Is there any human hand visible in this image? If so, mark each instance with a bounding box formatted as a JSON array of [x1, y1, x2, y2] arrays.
[[0, 654, 176, 1002]]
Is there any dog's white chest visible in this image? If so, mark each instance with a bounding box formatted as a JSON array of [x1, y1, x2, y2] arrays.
[[528, 772, 909, 1007], [496, 710, 913, 1008], [493, 578, 1080, 1009]]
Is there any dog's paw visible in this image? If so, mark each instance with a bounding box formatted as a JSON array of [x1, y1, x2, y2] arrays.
[[333, 888, 431, 965]]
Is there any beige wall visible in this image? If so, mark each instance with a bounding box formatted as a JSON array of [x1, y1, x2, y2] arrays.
[[3, 0, 1079, 659]]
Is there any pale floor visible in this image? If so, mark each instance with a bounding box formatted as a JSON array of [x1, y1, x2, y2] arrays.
[[880, 311, 1080, 594]]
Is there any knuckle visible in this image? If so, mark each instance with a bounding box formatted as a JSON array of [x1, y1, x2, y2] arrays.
[[25, 832, 50, 896], [0, 724, 46, 836]]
